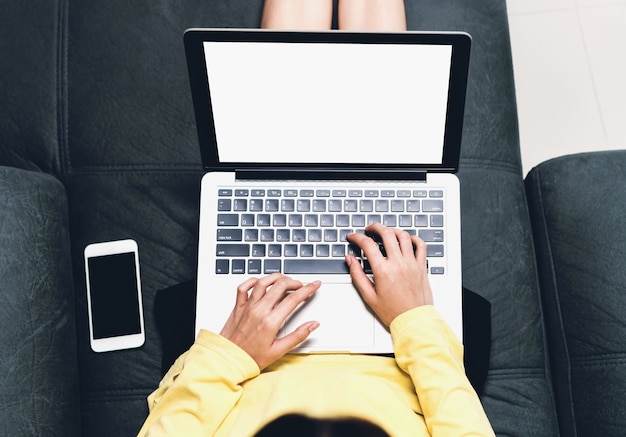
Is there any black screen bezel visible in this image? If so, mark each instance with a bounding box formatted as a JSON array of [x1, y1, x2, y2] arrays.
[[184, 29, 471, 174]]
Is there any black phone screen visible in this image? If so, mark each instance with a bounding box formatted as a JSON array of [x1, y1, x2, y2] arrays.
[[88, 252, 141, 339]]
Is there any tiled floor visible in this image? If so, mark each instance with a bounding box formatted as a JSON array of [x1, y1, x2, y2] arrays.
[[506, 0, 626, 175]]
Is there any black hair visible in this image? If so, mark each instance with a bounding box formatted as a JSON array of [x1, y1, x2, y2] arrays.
[[254, 413, 390, 437]]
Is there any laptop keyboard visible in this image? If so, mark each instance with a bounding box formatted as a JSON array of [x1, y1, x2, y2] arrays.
[[214, 187, 445, 276]]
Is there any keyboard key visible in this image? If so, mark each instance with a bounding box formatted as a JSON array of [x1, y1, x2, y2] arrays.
[[268, 244, 282, 257], [365, 190, 379, 197], [429, 190, 444, 198], [217, 199, 232, 211], [415, 215, 428, 227], [284, 245, 298, 257], [289, 214, 303, 227], [332, 244, 346, 257], [217, 229, 242, 241], [324, 229, 338, 242], [240, 214, 255, 227], [273, 214, 287, 227], [284, 259, 350, 274], [232, 259, 246, 274], [344, 199, 358, 212], [235, 190, 249, 197], [430, 215, 444, 227], [233, 199, 247, 211], [305, 214, 319, 227], [391, 199, 404, 212], [360, 199, 373, 212], [300, 244, 314, 257], [422, 200, 444, 212], [407, 200, 420, 212], [248, 259, 262, 274], [328, 200, 342, 212], [313, 199, 326, 212], [260, 229, 274, 242], [300, 189, 314, 197], [336, 215, 350, 227], [264, 260, 281, 273], [419, 229, 444, 242], [251, 244, 266, 257], [430, 266, 445, 275], [217, 214, 238, 226], [320, 215, 334, 227], [218, 189, 232, 196], [413, 190, 428, 198], [332, 190, 347, 197], [297, 199, 311, 212], [293, 229, 306, 242], [244, 229, 259, 241], [216, 244, 249, 257], [249, 199, 263, 211], [349, 190, 363, 197], [251, 189, 265, 196], [316, 245, 330, 257], [284, 189, 298, 197], [427, 245, 444, 257], [316, 189, 331, 197], [375, 200, 389, 212], [257, 214, 271, 226], [308, 229, 322, 242], [381, 190, 395, 197], [281, 199, 295, 212], [399, 215, 412, 227], [216, 259, 229, 274], [276, 229, 290, 241], [268, 189, 282, 197], [265, 199, 279, 211]]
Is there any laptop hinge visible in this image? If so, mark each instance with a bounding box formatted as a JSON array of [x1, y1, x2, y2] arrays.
[[235, 169, 428, 182]]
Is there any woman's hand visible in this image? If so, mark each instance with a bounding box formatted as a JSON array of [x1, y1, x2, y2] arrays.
[[220, 273, 321, 370], [346, 223, 434, 326]]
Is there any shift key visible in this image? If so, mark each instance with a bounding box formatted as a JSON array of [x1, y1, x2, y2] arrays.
[[216, 244, 250, 257]]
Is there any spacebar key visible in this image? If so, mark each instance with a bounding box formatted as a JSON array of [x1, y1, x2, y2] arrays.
[[284, 260, 349, 274]]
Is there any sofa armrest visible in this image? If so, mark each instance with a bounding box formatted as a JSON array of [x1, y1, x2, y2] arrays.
[[0, 167, 81, 436], [525, 151, 626, 437]]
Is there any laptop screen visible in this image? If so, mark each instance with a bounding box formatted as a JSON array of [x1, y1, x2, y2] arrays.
[[185, 30, 471, 172]]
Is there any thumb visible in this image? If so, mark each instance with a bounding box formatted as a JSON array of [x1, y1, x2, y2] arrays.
[[272, 321, 320, 356], [346, 255, 376, 304]]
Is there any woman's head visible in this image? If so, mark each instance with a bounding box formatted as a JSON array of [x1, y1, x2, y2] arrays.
[[254, 414, 390, 437]]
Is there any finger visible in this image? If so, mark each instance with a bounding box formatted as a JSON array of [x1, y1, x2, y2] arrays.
[[272, 320, 320, 357], [346, 255, 377, 305], [411, 235, 428, 266], [273, 280, 321, 320], [249, 272, 286, 302], [367, 223, 402, 259], [263, 277, 305, 308], [235, 277, 258, 306], [348, 230, 385, 264], [395, 228, 415, 256]]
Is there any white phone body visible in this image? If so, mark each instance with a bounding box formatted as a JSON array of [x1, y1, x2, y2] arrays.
[[84, 239, 145, 353]]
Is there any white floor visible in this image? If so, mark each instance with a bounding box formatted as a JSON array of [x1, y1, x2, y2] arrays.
[[506, 0, 626, 175]]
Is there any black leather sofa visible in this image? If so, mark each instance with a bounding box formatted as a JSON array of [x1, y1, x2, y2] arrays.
[[1, 0, 624, 436]]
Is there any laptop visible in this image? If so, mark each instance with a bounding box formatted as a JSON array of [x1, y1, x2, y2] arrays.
[[184, 29, 471, 353]]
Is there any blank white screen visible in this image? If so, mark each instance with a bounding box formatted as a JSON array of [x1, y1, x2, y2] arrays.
[[203, 41, 452, 165]]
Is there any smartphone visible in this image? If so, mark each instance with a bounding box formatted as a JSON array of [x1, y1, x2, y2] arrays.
[[84, 239, 145, 353]]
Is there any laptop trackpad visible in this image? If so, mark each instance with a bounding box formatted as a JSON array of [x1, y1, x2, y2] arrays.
[[280, 283, 376, 352]]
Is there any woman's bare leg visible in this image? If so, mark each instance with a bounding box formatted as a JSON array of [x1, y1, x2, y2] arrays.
[[261, 0, 333, 30], [338, 0, 406, 31]]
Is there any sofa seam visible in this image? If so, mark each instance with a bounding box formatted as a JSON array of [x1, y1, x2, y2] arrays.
[[56, 0, 71, 180], [527, 168, 577, 435]]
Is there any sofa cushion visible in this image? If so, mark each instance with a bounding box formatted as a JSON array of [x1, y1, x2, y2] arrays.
[[526, 151, 626, 437], [0, 167, 81, 436]]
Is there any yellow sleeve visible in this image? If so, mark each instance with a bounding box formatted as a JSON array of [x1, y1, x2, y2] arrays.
[[137, 330, 260, 437], [390, 305, 495, 437]]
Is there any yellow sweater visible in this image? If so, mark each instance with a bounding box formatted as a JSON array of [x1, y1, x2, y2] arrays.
[[137, 305, 494, 436]]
